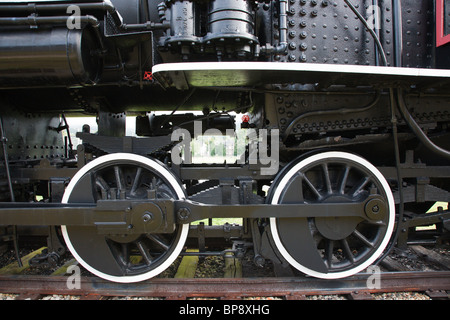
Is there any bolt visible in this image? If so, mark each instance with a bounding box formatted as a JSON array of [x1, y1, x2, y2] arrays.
[[178, 207, 191, 221], [371, 205, 380, 213], [254, 255, 265, 268], [142, 212, 153, 223]]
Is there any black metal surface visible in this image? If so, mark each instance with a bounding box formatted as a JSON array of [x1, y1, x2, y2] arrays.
[[400, 0, 435, 68], [270, 0, 395, 65], [0, 28, 101, 87], [0, 26, 101, 87], [0, 0, 446, 90], [446, 0, 450, 36]]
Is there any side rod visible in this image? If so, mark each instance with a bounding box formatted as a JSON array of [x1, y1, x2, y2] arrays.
[[0, 196, 386, 233]]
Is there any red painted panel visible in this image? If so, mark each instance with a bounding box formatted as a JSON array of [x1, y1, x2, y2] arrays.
[[436, 0, 450, 47]]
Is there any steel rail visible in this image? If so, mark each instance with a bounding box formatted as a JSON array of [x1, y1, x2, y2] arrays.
[[0, 271, 449, 299]]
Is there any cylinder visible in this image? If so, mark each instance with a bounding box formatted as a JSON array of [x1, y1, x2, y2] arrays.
[[166, 0, 199, 45], [0, 27, 101, 87], [204, 0, 258, 44]]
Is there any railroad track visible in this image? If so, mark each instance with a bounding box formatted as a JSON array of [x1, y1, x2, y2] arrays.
[[0, 245, 449, 301], [0, 271, 449, 301]]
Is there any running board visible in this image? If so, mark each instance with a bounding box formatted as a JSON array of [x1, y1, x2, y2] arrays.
[[152, 62, 450, 90]]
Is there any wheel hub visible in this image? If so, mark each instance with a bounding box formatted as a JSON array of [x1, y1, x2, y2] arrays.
[[315, 216, 361, 241]]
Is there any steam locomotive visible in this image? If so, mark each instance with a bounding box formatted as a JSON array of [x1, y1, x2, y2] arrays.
[[0, 0, 449, 283]]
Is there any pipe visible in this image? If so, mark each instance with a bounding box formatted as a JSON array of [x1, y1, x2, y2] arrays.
[[261, 0, 288, 55], [0, 117, 22, 267], [397, 90, 450, 160], [0, 0, 123, 28], [283, 90, 381, 141], [392, 0, 403, 67], [376, 88, 404, 264], [0, 15, 106, 54], [0, 0, 169, 32], [372, 0, 380, 66]]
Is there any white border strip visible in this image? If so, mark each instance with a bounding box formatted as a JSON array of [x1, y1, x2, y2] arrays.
[[153, 61, 450, 79]]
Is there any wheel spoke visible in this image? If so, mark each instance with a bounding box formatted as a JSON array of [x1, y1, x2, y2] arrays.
[[147, 234, 170, 251], [130, 167, 143, 196], [301, 173, 323, 200], [106, 242, 131, 274], [338, 165, 350, 194], [353, 229, 375, 248], [350, 176, 371, 197], [136, 240, 153, 266], [322, 163, 333, 195], [340, 239, 355, 263], [95, 176, 109, 192], [364, 220, 387, 226], [121, 243, 130, 265], [114, 165, 126, 192], [325, 239, 334, 268]]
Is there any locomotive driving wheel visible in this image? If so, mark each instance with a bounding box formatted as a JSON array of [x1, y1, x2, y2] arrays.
[[269, 151, 395, 279], [61, 153, 189, 283]]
